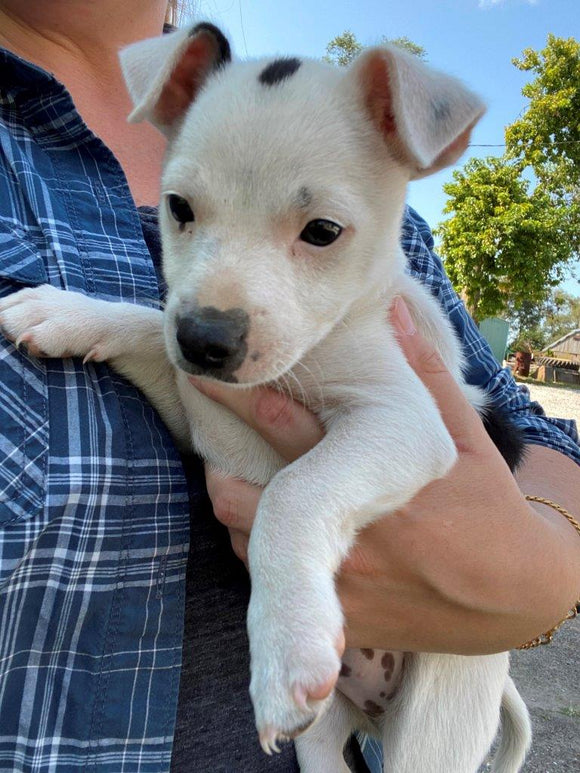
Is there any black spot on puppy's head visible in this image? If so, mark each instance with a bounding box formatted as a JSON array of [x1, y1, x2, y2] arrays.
[[259, 57, 302, 86]]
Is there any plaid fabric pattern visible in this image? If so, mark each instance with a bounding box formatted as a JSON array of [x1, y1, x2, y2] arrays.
[[403, 207, 580, 463], [0, 45, 578, 773], [0, 51, 190, 772]]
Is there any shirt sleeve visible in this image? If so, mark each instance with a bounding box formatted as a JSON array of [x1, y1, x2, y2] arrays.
[[402, 206, 580, 465]]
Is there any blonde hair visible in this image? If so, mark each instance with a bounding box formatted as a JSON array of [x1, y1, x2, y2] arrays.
[[165, 0, 193, 26], [165, 1, 179, 25]]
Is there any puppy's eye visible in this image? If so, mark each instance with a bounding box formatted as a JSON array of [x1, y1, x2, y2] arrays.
[[168, 194, 195, 227], [300, 219, 342, 247]]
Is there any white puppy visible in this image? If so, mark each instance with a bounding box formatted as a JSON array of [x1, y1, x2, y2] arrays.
[[0, 24, 531, 773]]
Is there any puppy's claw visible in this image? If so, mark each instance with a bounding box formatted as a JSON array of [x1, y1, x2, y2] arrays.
[[259, 727, 280, 755], [83, 348, 100, 364], [258, 713, 318, 756]]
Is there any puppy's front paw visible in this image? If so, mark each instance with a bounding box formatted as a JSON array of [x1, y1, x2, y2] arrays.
[[248, 584, 344, 754], [0, 285, 110, 361]]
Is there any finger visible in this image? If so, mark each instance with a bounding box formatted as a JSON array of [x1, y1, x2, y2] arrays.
[[205, 466, 262, 534], [390, 297, 487, 447], [192, 378, 324, 462]]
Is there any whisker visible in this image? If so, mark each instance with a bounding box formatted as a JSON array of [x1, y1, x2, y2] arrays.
[[294, 358, 325, 413], [286, 367, 310, 410]]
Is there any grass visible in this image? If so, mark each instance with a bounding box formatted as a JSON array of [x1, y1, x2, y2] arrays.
[[514, 375, 580, 392], [559, 705, 580, 718]]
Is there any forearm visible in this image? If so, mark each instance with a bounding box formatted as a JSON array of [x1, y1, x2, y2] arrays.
[[514, 444, 580, 625], [339, 442, 580, 656]]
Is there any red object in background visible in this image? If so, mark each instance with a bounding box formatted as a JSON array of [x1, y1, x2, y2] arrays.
[[514, 351, 532, 377]]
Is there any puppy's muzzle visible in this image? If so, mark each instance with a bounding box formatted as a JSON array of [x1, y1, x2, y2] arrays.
[[175, 306, 249, 381]]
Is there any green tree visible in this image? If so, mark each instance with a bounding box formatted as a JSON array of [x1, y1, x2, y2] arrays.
[[436, 157, 570, 323], [380, 35, 427, 61], [323, 31, 363, 67], [323, 31, 426, 68], [542, 290, 580, 343], [505, 35, 580, 257], [506, 36, 580, 194], [439, 35, 580, 320]]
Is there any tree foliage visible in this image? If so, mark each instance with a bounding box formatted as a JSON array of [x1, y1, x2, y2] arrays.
[[542, 290, 580, 343], [507, 290, 580, 350], [506, 35, 580, 194], [439, 35, 579, 322], [436, 157, 570, 323], [380, 36, 427, 61], [323, 30, 426, 68], [323, 31, 363, 67]]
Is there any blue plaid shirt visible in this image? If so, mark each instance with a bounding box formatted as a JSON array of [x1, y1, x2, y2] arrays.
[[0, 46, 578, 773]]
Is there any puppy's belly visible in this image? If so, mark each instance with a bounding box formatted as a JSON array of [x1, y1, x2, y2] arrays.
[[337, 648, 405, 717]]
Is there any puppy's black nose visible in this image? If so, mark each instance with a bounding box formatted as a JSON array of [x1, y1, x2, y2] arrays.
[[176, 306, 249, 379]]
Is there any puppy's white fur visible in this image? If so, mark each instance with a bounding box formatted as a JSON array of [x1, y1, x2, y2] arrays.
[[0, 25, 531, 772]]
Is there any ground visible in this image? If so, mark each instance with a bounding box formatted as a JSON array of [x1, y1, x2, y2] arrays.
[[480, 617, 579, 772], [484, 378, 579, 771], [523, 381, 580, 427]]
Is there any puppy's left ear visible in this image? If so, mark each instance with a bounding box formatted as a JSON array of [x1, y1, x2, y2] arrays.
[[347, 46, 485, 178], [120, 23, 231, 135]]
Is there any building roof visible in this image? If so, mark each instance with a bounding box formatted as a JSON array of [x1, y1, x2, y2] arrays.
[[543, 329, 580, 351]]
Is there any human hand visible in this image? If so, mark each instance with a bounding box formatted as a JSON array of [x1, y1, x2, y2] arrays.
[[195, 299, 576, 655]]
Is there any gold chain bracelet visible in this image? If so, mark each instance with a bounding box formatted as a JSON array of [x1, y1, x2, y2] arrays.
[[517, 495, 580, 650]]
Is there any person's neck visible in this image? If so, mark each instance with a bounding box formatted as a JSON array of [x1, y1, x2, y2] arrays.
[[0, 1, 170, 207], [0, 1, 167, 82]]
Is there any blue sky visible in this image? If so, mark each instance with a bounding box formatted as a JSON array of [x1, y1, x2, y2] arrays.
[[195, 0, 579, 295]]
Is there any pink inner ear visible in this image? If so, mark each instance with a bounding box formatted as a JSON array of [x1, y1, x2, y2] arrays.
[[364, 54, 396, 136], [429, 124, 473, 169], [155, 34, 218, 127], [360, 51, 412, 167]]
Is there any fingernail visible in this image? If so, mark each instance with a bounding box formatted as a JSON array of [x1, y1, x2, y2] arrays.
[[392, 297, 416, 336]]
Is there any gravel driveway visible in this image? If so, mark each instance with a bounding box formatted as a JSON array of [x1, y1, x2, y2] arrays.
[[521, 381, 580, 427], [479, 618, 580, 773]]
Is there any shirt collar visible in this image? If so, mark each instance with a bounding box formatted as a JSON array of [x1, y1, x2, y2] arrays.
[[0, 46, 61, 98]]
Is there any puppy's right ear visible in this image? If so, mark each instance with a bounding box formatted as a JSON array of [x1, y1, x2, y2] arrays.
[[120, 23, 231, 135]]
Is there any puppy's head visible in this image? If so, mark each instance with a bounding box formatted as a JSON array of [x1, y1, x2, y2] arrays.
[[121, 25, 484, 385]]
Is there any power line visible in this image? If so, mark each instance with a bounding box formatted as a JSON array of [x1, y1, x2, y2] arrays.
[[470, 140, 580, 148]]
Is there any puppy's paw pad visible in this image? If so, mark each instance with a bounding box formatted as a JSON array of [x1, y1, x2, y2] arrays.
[[250, 639, 341, 749], [0, 285, 110, 360], [292, 674, 337, 709]]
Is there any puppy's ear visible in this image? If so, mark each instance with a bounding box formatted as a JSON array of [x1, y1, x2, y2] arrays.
[[348, 46, 485, 178], [120, 23, 231, 135]]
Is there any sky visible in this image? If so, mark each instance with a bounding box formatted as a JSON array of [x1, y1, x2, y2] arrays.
[[192, 0, 579, 295]]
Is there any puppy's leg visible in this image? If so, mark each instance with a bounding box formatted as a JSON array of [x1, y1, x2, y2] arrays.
[[380, 652, 511, 773], [294, 693, 367, 773], [0, 285, 188, 446], [247, 369, 457, 751]]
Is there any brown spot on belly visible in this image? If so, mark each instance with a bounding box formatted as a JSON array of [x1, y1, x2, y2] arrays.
[[364, 700, 385, 718], [382, 652, 395, 680], [339, 663, 352, 677]]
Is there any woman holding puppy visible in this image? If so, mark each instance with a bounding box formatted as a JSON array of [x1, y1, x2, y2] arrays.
[[0, 1, 578, 771]]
